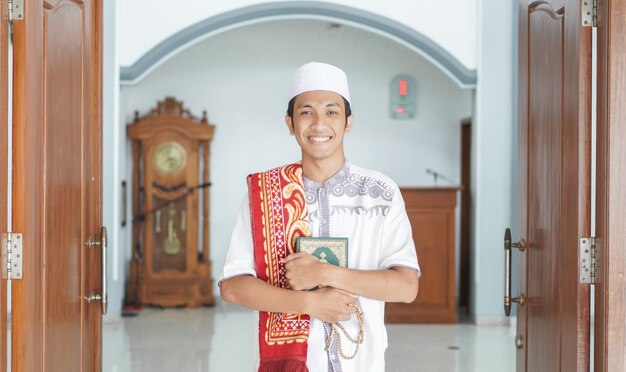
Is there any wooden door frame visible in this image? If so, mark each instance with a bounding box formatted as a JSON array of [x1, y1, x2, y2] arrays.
[[0, 0, 8, 370], [85, 1, 104, 370], [595, 0, 626, 370]]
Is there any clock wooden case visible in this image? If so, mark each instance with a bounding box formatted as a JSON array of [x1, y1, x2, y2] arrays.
[[126, 97, 215, 307]]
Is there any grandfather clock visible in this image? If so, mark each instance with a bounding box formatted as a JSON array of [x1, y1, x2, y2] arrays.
[[126, 97, 215, 307]]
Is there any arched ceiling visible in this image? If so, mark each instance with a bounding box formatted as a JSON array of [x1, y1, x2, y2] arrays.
[[120, 2, 477, 88]]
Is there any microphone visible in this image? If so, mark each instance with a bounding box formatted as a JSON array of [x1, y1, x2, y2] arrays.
[[426, 169, 455, 185]]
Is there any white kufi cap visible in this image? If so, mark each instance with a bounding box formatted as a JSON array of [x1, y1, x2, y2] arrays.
[[289, 62, 351, 104]]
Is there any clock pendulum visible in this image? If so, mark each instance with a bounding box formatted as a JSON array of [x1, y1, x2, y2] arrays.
[[162, 202, 182, 255]]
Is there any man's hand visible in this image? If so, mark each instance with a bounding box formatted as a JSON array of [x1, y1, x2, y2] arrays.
[[281, 252, 419, 304], [304, 287, 358, 323], [221, 275, 358, 324], [283, 252, 328, 290]]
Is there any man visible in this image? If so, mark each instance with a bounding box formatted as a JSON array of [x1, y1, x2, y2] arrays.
[[220, 62, 420, 372]]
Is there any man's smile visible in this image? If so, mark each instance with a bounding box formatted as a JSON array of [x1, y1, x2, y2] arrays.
[[308, 135, 333, 143]]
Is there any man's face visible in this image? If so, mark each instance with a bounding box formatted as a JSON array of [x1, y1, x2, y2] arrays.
[[285, 90, 352, 165]]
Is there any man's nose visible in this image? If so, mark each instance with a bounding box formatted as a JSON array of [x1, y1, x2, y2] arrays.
[[311, 114, 325, 129]]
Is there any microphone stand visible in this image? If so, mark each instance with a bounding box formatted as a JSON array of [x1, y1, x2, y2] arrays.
[[426, 169, 455, 186]]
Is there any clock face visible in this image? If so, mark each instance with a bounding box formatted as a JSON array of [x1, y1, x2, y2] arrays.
[[153, 141, 187, 176]]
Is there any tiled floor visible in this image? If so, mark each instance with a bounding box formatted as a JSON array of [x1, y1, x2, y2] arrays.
[[103, 303, 516, 372]]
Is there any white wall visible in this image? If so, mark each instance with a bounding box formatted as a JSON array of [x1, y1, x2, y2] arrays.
[[117, 0, 477, 71], [471, 0, 515, 322], [102, 0, 123, 321], [118, 19, 472, 310]]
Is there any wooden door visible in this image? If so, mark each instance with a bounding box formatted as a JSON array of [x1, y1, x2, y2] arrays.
[[0, 0, 8, 371], [11, 0, 103, 371], [517, 1, 591, 371]]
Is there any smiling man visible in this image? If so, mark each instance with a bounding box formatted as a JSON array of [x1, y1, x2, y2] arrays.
[[220, 62, 420, 372]]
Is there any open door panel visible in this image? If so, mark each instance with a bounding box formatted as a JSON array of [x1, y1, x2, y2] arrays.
[[10, 0, 103, 370], [517, 0, 591, 371]]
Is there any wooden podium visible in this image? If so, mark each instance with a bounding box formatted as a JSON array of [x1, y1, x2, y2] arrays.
[[385, 187, 460, 323]]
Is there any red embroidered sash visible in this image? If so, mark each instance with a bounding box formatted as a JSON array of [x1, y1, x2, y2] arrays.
[[248, 164, 311, 372]]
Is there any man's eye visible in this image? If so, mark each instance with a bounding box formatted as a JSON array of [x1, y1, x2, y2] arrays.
[[328, 111, 338, 115], [300, 111, 312, 116]]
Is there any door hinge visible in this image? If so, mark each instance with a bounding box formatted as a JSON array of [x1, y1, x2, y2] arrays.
[[581, 0, 598, 27], [579, 237, 596, 284], [8, 0, 24, 21], [1, 233, 23, 280]]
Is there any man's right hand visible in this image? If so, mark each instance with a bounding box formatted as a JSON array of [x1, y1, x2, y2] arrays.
[[304, 287, 358, 323], [220, 275, 358, 323]]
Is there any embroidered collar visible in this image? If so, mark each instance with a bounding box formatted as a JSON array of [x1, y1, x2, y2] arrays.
[[303, 161, 350, 196]]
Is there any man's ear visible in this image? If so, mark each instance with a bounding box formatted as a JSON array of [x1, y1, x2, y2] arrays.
[[285, 115, 295, 135], [345, 115, 353, 133]]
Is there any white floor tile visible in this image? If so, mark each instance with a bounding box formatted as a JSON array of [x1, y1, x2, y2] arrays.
[[103, 303, 516, 372]]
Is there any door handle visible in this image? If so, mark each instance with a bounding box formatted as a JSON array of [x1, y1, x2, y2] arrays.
[[85, 226, 108, 314], [504, 228, 526, 316]]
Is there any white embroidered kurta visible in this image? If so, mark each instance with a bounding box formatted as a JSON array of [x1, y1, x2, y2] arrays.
[[221, 162, 420, 372]]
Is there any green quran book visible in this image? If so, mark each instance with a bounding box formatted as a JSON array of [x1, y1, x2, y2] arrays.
[[296, 237, 348, 268]]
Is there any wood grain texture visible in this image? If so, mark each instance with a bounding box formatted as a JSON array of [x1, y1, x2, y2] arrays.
[[0, 0, 8, 370], [11, 0, 46, 369], [385, 188, 459, 323], [595, 0, 626, 370], [43, 4, 86, 370], [82, 1, 102, 370], [563, 1, 592, 371], [518, 1, 592, 371], [527, 9, 564, 370], [12, 0, 102, 370]]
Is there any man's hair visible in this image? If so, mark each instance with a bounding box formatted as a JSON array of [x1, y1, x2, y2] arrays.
[[286, 96, 352, 120]]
